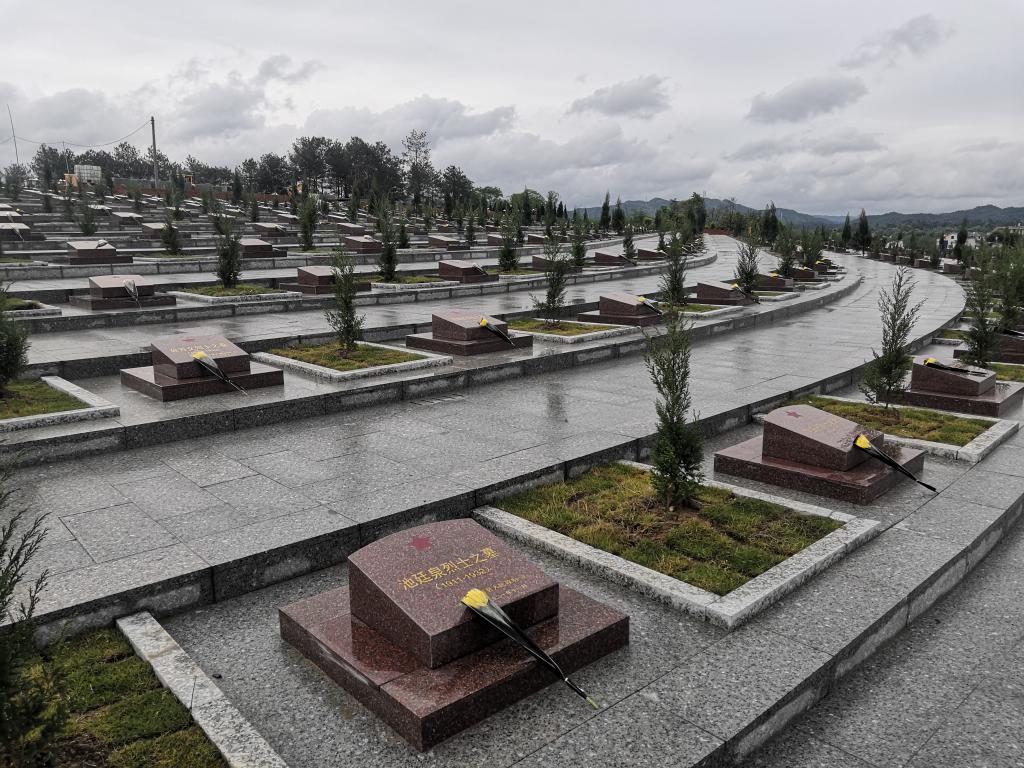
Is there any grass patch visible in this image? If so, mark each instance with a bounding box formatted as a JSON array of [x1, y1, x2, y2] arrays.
[[0, 379, 87, 420], [21, 629, 225, 767], [270, 341, 423, 372], [368, 274, 446, 284], [991, 363, 1024, 383], [507, 318, 617, 336], [669, 303, 723, 313], [939, 329, 967, 340], [793, 395, 990, 447], [183, 283, 283, 297], [484, 268, 542, 276], [497, 463, 841, 596], [0, 256, 32, 263], [3, 298, 42, 311]]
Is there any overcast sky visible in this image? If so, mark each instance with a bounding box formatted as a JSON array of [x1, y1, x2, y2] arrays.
[[1, 1, 1020, 214]]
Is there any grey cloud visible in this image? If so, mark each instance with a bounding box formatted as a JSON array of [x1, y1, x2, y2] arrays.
[[304, 96, 515, 145], [747, 76, 867, 123], [254, 55, 323, 84], [726, 130, 882, 162], [842, 15, 952, 69], [167, 73, 265, 142], [568, 76, 670, 119]]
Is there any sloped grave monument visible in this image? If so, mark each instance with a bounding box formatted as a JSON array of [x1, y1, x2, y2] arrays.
[[121, 334, 283, 401], [406, 309, 533, 355], [70, 274, 176, 311], [438, 259, 498, 284], [714, 404, 927, 504], [280, 519, 628, 750], [279, 265, 371, 295], [576, 292, 662, 327], [901, 355, 1024, 417]]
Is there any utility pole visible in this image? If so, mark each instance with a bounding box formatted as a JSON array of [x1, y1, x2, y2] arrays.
[[6, 104, 18, 165], [150, 116, 159, 187]]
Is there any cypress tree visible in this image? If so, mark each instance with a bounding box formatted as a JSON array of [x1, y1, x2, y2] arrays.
[[854, 208, 871, 252], [599, 191, 611, 231]]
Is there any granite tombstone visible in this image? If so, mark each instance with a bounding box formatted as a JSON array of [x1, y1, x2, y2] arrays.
[[909, 355, 1024, 415], [406, 309, 533, 355], [280, 519, 628, 750], [577, 291, 662, 327], [120, 334, 283, 401], [714, 404, 926, 504], [70, 274, 176, 310]]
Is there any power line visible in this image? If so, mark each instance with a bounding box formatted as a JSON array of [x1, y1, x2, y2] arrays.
[[2, 119, 151, 151]]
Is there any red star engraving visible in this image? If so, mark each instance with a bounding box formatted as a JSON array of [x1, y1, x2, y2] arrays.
[[410, 536, 432, 551], [785, 411, 802, 418]]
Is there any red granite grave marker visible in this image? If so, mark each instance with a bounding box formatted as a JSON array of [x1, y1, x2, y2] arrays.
[[902, 355, 1024, 417], [406, 309, 533, 355], [280, 519, 629, 750]]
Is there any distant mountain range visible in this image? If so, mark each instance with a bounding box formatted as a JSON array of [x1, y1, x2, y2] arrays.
[[582, 197, 1024, 231]]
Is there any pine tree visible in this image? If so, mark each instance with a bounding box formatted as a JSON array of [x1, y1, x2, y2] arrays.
[[376, 202, 398, 282], [622, 225, 636, 259], [161, 212, 182, 255], [963, 269, 998, 367], [854, 208, 871, 252], [215, 224, 241, 289], [659, 232, 689, 306], [465, 210, 476, 248], [611, 197, 625, 235], [760, 201, 780, 246], [644, 310, 704, 509], [570, 216, 587, 269], [76, 202, 98, 236], [398, 221, 410, 249], [324, 250, 364, 355], [774, 227, 797, 277], [859, 267, 922, 409], [249, 195, 260, 223], [533, 236, 570, 326], [499, 210, 520, 272], [0, 462, 67, 765], [231, 170, 243, 204], [733, 239, 761, 296], [599, 191, 611, 232], [953, 219, 969, 266], [0, 283, 29, 392], [298, 197, 318, 250]]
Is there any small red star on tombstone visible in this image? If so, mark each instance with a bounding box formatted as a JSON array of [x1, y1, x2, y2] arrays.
[[785, 411, 802, 418], [410, 536, 432, 551]]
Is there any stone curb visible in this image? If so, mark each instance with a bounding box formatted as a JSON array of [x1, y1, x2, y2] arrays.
[[370, 280, 461, 291], [4, 303, 61, 318], [165, 290, 304, 304], [0, 376, 119, 433], [116, 612, 289, 768], [472, 462, 881, 629], [251, 342, 452, 383], [511, 321, 639, 345]]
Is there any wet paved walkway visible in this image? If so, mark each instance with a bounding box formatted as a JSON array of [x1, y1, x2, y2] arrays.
[[11, 248, 964, 625], [24, 235, 725, 366], [742, 511, 1024, 768]]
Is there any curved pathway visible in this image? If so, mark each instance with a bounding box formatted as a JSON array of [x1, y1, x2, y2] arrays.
[[10, 246, 966, 633]]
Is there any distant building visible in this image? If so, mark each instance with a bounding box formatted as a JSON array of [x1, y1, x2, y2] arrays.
[[73, 164, 103, 185], [941, 231, 980, 250]]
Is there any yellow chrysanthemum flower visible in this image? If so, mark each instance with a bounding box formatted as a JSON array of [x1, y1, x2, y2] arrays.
[[855, 434, 872, 450], [192, 351, 208, 360], [462, 588, 489, 608], [637, 296, 646, 303], [925, 357, 937, 365], [479, 317, 488, 327]]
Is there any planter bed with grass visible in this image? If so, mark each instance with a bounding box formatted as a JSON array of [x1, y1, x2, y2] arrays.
[[370, 275, 458, 291], [475, 462, 878, 628], [781, 395, 1016, 463], [991, 362, 1024, 383], [169, 284, 302, 304], [253, 339, 451, 382], [7, 628, 226, 768], [0, 376, 118, 432], [506, 317, 636, 344], [3, 298, 62, 318], [678, 303, 743, 319]]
